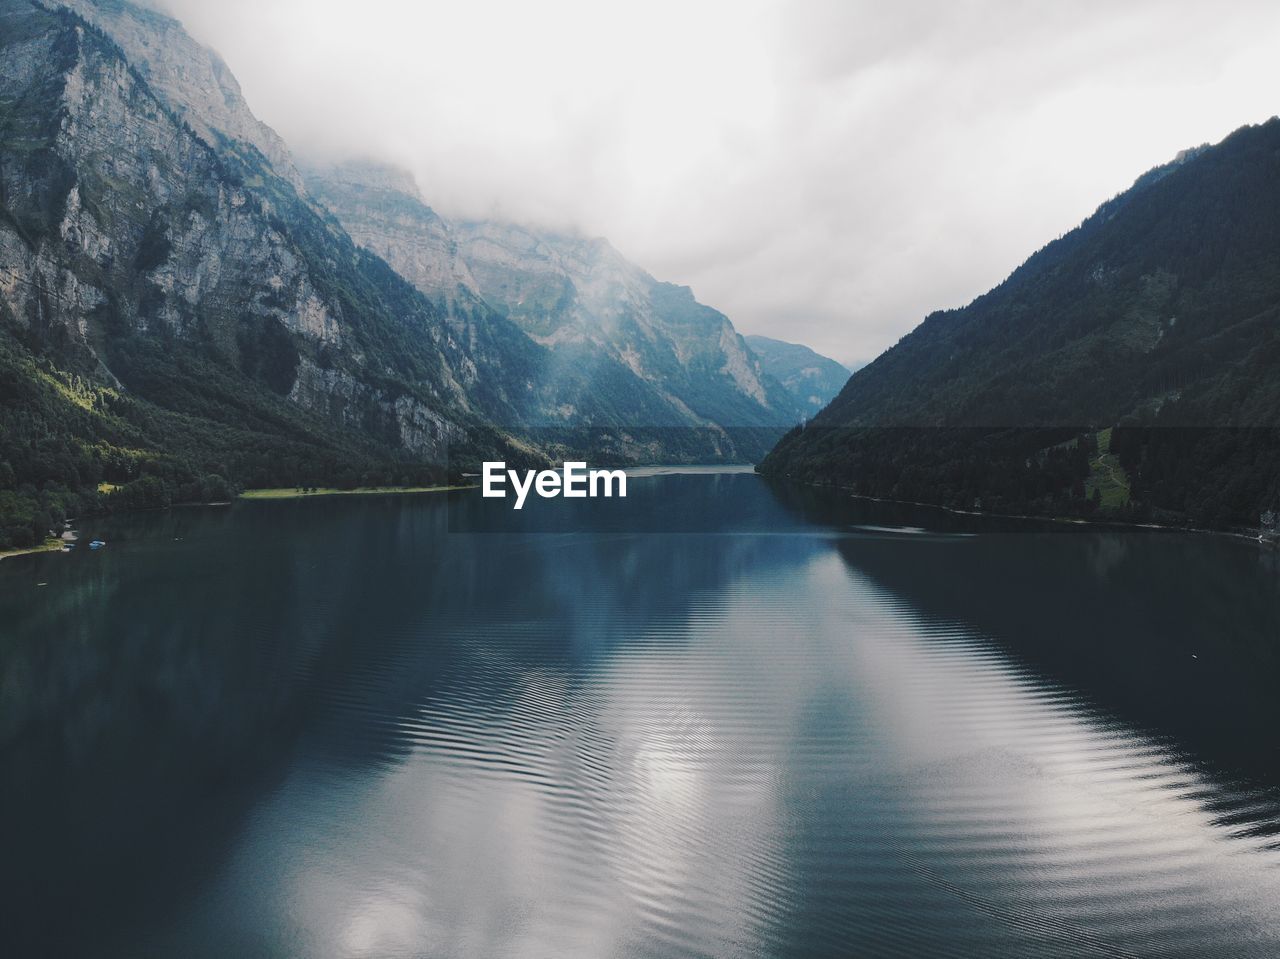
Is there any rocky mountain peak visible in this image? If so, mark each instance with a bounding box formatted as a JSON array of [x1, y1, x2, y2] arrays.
[[304, 160, 480, 308], [50, 0, 306, 191], [309, 158, 426, 202], [307, 162, 803, 435]]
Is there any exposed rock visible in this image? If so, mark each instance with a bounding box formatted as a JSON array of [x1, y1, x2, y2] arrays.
[[0, 0, 483, 466], [52, 0, 306, 192], [745, 335, 851, 417], [305, 161, 481, 310], [311, 160, 806, 446]]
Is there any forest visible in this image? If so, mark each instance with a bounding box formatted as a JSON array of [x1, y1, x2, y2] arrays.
[[761, 119, 1280, 530]]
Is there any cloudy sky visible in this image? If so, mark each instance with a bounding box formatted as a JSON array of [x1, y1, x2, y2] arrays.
[[160, 0, 1280, 367]]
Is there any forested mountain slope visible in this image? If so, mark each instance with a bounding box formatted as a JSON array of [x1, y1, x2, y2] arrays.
[[761, 120, 1280, 527], [0, 0, 540, 547]]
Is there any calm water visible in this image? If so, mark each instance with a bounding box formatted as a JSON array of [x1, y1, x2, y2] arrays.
[[2, 472, 1280, 958]]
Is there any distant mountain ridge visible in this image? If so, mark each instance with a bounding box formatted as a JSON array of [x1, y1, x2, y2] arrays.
[[307, 160, 804, 452], [761, 119, 1280, 528], [0, 0, 563, 546], [0, 0, 820, 546], [1, 0, 536, 459], [744, 335, 850, 417], [453, 218, 799, 428]]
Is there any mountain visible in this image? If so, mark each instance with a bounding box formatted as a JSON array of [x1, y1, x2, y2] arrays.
[[761, 119, 1280, 529], [26, 0, 565, 438], [0, 0, 556, 548], [744, 335, 850, 417], [302, 160, 481, 311], [54, 0, 304, 191], [454, 219, 803, 428], [307, 161, 804, 458], [0, 0, 813, 548]]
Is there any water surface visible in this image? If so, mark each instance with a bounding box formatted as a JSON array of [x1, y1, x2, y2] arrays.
[[2, 473, 1279, 957]]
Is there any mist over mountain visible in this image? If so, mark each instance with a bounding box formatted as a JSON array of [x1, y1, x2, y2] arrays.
[[0, 0, 817, 545], [6, 0, 1277, 545], [142, 0, 1280, 369], [0, 0, 494, 508], [306, 160, 803, 452], [744, 335, 851, 417], [54, 0, 305, 190], [761, 119, 1280, 528]]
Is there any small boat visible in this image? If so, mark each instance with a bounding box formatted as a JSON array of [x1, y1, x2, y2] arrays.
[[88, 540, 106, 550]]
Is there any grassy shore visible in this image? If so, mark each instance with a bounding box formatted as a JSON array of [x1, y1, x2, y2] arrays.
[[239, 484, 474, 501], [0, 537, 65, 563], [1084, 427, 1132, 511]]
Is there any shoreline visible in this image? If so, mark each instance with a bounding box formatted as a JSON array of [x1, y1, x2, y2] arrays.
[[2, 487, 475, 564], [0, 538, 65, 564], [770, 477, 1267, 544], [239, 484, 475, 501]]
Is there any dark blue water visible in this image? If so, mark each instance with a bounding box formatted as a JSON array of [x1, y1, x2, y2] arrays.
[[2, 471, 1279, 957]]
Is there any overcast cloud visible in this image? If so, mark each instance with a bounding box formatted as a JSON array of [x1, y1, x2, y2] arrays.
[[158, 0, 1280, 367]]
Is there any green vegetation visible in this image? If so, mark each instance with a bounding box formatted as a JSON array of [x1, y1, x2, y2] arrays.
[[762, 120, 1280, 529], [0, 0, 802, 538], [0, 0, 539, 543], [0, 320, 462, 547], [0, 537, 63, 562], [1084, 428, 1131, 511], [240, 485, 472, 500]]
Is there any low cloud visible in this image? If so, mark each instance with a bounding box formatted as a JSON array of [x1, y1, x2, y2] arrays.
[[160, 0, 1280, 367]]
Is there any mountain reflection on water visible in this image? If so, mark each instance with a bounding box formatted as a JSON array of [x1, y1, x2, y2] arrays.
[[1, 472, 1278, 958]]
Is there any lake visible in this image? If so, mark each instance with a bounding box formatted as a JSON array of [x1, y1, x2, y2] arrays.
[[2, 470, 1279, 957]]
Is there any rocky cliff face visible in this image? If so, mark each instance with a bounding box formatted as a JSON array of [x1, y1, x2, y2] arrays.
[[454, 220, 802, 429], [305, 161, 481, 310], [1, 0, 812, 512], [53, 0, 306, 192], [0, 0, 497, 468], [744, 335, 851, 417], [311, 161, 804, 449]]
